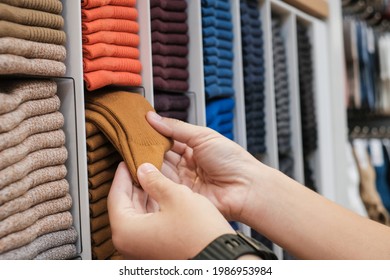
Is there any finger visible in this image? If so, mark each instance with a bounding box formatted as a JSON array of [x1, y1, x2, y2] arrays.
[[146, 111, 218, 148], [132, 184, 149, 214]]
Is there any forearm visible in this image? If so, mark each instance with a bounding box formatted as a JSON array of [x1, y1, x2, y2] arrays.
[[242, 164, 390, 259]]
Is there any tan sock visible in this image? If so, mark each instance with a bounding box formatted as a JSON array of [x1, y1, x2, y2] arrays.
[[88, 165, 116, 189], [91, 225, 111, 246], [86, 133, 109, 152], [89, 180, 111, 203], [85, 122, 99, 137], [87, 144, 116, 164], [85, 90, 172, 185], [89, 197, 107, 218], [0, 0, 63, 14], [92, 238, 115, 260], [90, 212, 109, 233], [88, 152, 121, 177]]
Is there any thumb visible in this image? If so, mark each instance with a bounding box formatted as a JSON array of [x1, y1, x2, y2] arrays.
[[137, 162, 179, 207]]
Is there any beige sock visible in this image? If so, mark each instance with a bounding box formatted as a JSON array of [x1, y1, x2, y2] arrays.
[[0, 0, 63, 14], [34, 244, 77, 260]]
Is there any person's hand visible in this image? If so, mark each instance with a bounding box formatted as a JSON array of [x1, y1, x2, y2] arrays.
[[107, 161, 235, 260], [146, 111, 270, 222]]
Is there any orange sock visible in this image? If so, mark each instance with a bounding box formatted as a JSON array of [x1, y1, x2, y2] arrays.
[[83, 57, 142, 73], [82, 19, 138, 34], [84, 70, 142, 91], [83, 43, 139, 60], [82, 6, 138, 22], [82, 31, 139, 47], [82, 0, 136, 9]]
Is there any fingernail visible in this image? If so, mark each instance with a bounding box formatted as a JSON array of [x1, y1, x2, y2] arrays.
[[138, 163, 157, 175], [149, 111, 162, 121]]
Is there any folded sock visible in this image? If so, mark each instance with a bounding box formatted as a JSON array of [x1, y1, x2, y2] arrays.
[[152, 55, 188, 69], [203, 47, 233, 60], [153, 66, 188, 80], [85, 90, 172, 185], [81, 6, 138, 22], [207, 112, 234, 127], [150, 0, 187, 11], [92, 238, 115, 260], [82, 31, 139, 47], [82, 19, 139, 35], [0, 54, 66, 76], [151, 31, 189, 45], [154, 93, 190, 111], [0, 80, 57, 115], [0, 20, 66, 45], [91, 225, 111, 246], [0, 130, 65, 170], [150, 7, 187, 22], [83, 57, 141, 73], [89, 197, 108, 218], [0, 165, 67, 205], [85, 122, 100, 137], [205, 84, 234, 99], [153, 77, 189, 92], [0, 111, 64, 152], [202, 17, 233, 31], [0, 147, 68, 189], [203, 37, 233, 50], [0, 3, 64, 29], [86, 133, 109, 152], [81, 0, 136, 9], [202, 0, 230, 11], [152, 42, 188, 56], [84, 70, 142, 91], [89, 180, 112, 203], [206, 98, 235, 123], [34, 244, 77, 260], [0, 211, 73, 254], [0, 95, 60, 133], [88, 153, 122, 177], [0, 0, 63, 14], [0, 179, 69, 221], [151, 19, 188, 34], [82, 43, 139, 60], [0, 227, 77, 260], [158, 110, 188, 121], [87, 144, 116, 163], [88, 165, 116, 189], [203, 26, 233, 41], [90, 212, 109, 232]]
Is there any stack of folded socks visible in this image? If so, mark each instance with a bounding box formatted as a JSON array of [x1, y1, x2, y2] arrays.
[[150, 0, 190, 121], [0, 80, 77, 260], [81, 0, 142, 91], [240, 0, 266, 155], [297, 23, 318, 191], [272, 17, 294, 179], [0, 0, 67, 76], [202, 0, 235, 140]]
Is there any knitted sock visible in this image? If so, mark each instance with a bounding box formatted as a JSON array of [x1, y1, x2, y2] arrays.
[[34, 244, 77, 260], [153, 77, 189, 92], [88, 153, 122, 177], [89, 197, 108, 218], [89, 181, 112, 203], [151, 31, 189, 45], [110, 251, 124, 260], [0, 96, 60, 133], [81, 6, 138, 22], [90, 212, 109, 232], [0, 21, 66, 45], [91, 225, 111, 246], [0, 194, 72, 238], [86, 133, 109, 152], [0, 3, 64, 29], [0, 165, 67, 205], [0, 147, 68, 189], [0, 37, 66, 61], [205, 84, 234, 99], [150, 0, 187, 11], [82, 43, 139, 60], [87, 144, 116, 163], [153, 66, 188, 80], [82, 31, 139, 47], [152, 42, 188, 56], [151, 20, 188, 34], [0, 227, 77, 260], [205, 98, 235, 124], [0, 54, 66, 77], [0, 130, 65, 170], [85, 90, 172, 185], [82, 19, 139, 35], [154, 92, 190, 111], [85, 122, 100, 137], [88, 165, 116, 189], [203, 26, 233, 41], [81, 0, 136, 9], [158, 110, 188, 121], [0, 179, 69, 221], [152, 55, 188, 69], [0, 80, 57, 115], [202, 17, 233, 31], [92, 238, 115, 260], [83, 57, 141, 73], [84, 70, 142, 91], [0, 111, 64, 152], [150, 7, 187, 22], [0, 0, 62, 14], [0, 211, 73, 254]]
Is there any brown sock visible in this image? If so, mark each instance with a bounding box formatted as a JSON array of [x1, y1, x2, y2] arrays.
[[87, 144, 116, 164], [0, 79, 57, 115], [85, 90, 172, 185], [110, 251, 124, 260], [0, 3, 64, 29], [34, 244, 77, 260], [0, 130, 65, 170], [90, 212, 109, 233], [88, 165, 116, 189], [91, 225, 111, 246], [89, 197, 107, 218], [0, 0, 63, 14], [0, 194, 72, 238], [86, 133, 109, 152], [0, 20, 66, 45], [0, 95, 60, 133], [0, 111, 64, 152], [0, 147, 68, 189], [89, 180, 111, 203], [0, 165, 67, 205], [85, 122, 99, 137], [0, 179, 69, 221], [0, 211, 73, 254], [88, 153, 121, 177], [92, 238, 115, 260]]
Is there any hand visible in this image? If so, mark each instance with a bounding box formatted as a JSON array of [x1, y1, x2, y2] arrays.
[[107, 161, 235, 260], [147, 111, 269, 222]]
